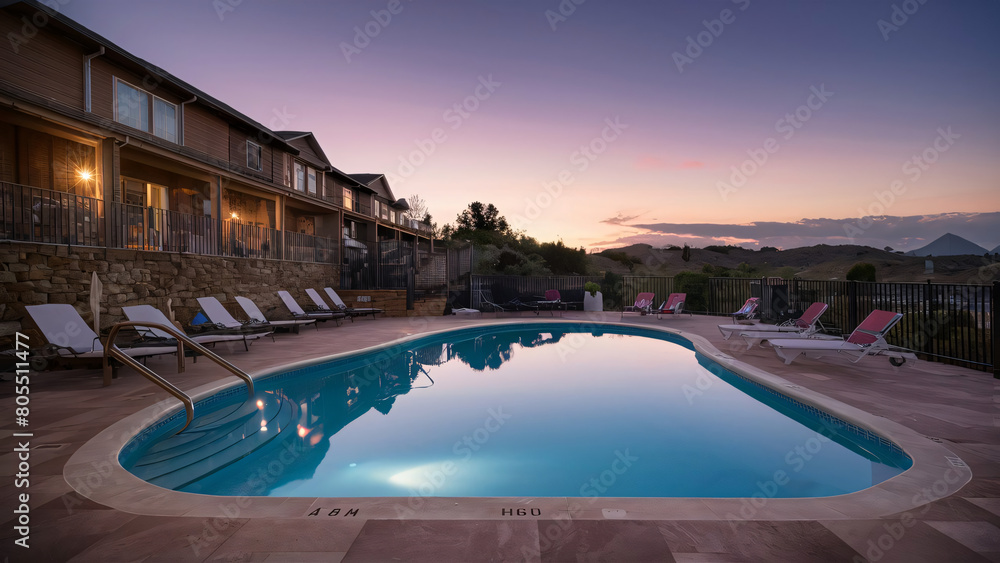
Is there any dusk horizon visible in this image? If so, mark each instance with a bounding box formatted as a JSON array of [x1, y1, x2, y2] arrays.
[[55, 0, 1000, 252]]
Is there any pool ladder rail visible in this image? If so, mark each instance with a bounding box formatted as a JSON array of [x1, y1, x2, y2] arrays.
[[104, 321, 256, 433]]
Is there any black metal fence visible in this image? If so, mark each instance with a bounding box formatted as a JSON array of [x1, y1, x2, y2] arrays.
[[471, 275, 603, 309], [2, 182, 104, 246], [341, 239, 414, 292], [624, 275, 995, 372]]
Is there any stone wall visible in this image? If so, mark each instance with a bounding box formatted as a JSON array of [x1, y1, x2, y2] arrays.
[[0, 242, 355, 337]]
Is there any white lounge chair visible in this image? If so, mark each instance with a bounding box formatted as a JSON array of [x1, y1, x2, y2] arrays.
[[235, 296, 317, 332], [323, 287, 383, 320], [195, 297, 274, 341], [768, 310, 912, 366], [25, 304, 176, 361], [277, 290, 344, 324], [719, 302, 829, 344], [122, 305, 256, 351]]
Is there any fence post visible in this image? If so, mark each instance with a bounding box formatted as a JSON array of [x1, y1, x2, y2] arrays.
[[848, 281, 858, 330], [993, 281, 999, 379]]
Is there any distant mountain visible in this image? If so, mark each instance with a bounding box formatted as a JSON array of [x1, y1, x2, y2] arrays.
[[905, 233, 989, 257], [992, 244, 1000, 255]]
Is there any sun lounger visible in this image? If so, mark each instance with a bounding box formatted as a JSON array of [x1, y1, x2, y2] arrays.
[[656, 293, 689, 319], [768, 309, 911, 365], [729, 298, 759, 322], [277, 290, 345, 324], [719, 302, 829, 341], [236, 296, 317, 331], [123, 305, 259, 351], [195, 297, 274, 340], [25, 304, 177, 362], [622, 292, 655, 318], [323, 287, 383, 320]]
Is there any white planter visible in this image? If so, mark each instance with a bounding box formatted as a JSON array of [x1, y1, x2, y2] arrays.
[[583, 291, 603, 312]]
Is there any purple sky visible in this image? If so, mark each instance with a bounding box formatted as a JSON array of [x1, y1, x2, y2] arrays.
[[57, 0, 1000, 251]]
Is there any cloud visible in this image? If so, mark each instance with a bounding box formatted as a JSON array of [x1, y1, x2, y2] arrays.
[[600, 212, 643, 226], [679, 160, 705, 169], [596, 212, 1000, 251]]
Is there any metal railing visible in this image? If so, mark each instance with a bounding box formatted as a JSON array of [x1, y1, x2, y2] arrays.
[[110, 202, 219, 254], [1, 182, 104, 246], [104, 321, 256, 433], [623, 275, 995, 372], [471, 275, 603, 310]]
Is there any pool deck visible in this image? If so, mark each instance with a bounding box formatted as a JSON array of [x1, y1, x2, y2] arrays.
[[1, 311, 998, 562]]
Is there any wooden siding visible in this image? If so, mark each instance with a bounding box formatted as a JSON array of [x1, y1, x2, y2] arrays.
[[287, 137, 327, 167], [229, 126, 275, 182], [0, 11, 84, 110], [184, 104, 229, 162]]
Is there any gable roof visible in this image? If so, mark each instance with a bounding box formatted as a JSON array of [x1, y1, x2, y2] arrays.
[[350, 174, 406, 208], [274, 131, 332, 169]]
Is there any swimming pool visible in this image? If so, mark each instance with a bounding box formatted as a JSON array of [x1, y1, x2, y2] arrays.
[[119, 323, 911, 499]]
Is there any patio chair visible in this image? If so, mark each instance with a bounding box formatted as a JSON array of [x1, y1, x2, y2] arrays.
[[195, 297, 275, 341], [621, 292, 655, 318], [719, 302, 828, 341], [768, 309, 912, 366], [323, 287, 383, 320], [729, 297, 760, 323], [533, 289, 565, 316], [235, 296, 317, 332], [656, 293, 689, 319], [25, 304, 178, 363], [123, 305, 261, 351], [277, 290, 345, 325]]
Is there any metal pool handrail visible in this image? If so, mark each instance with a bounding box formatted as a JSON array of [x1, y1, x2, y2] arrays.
[[104, 321, 256, 432]]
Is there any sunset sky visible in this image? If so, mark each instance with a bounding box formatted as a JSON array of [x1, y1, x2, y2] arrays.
[[58, 0, 1000, 251]]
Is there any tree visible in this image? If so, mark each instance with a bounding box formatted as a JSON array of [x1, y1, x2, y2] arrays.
[[846, 262, 877, 282], [404, 194, 429, 223], [455, 202, 509, 233], [681, 244, 691, 262]]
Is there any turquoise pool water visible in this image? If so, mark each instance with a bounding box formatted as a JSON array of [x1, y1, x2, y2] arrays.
[[120, 323, 911, 498]]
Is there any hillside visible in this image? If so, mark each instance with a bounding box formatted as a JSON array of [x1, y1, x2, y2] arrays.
[[589, 244, 1000, 283]]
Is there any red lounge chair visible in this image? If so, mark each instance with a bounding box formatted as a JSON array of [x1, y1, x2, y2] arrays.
[[769, 309, 910, 365]]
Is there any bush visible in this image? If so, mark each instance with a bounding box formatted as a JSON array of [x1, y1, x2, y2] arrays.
[[584, 281, 601, 297], [674, 271, 711, 312], [846, 262, 877, 282]]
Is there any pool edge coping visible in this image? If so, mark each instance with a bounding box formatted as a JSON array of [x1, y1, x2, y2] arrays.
[[64, 318, 973, 522]]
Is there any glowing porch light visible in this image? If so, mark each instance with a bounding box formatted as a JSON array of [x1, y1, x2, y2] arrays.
[[256, 399, 264, 409], [78, 170, 92, 181]]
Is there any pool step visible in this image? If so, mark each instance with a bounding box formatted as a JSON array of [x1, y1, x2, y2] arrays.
[[129, 397, 296, 490], [139, 398, 281, 460]]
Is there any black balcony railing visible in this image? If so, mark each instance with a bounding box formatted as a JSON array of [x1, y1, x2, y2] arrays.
[[1, 182, 104, 246], [110, 202, 219, 254]]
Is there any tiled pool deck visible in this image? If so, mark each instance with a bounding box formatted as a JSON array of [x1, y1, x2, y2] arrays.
[[2, 312, 998, 562]]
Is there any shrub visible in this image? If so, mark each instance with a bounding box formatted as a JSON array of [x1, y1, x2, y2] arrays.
[[846, 262, 877, 282], [674, 271, 711, 312], [584, 281, 601, 297]]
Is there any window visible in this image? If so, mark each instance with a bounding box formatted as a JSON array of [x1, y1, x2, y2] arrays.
[[307, 167, 317, 194], [294, 162, 305, 191], [343, 187, 354, 211], [247, 141, 262, 171], [153, 97, 177, 143], [115, 78, 178, 144], [390, 210, 396, 224], [116, 79, 148, 132]]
